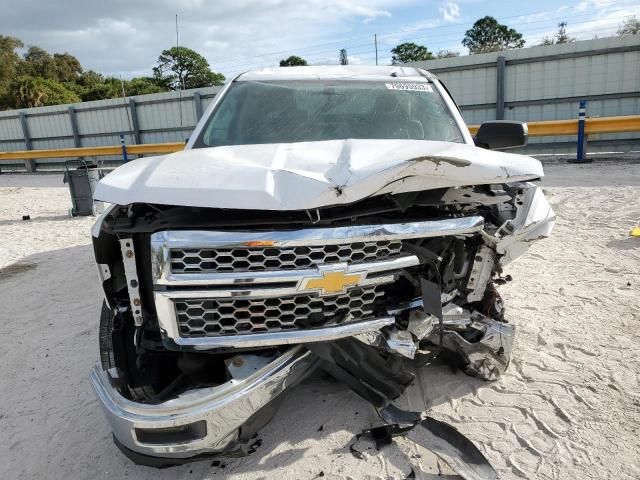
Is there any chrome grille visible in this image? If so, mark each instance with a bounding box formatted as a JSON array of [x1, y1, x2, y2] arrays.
[[174, 286, 384, 337], [150, 218, 485, 348], [170, 241, 403, 274]]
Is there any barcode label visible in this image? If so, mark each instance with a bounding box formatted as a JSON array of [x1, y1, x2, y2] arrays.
[[385, 83, 433, 92]]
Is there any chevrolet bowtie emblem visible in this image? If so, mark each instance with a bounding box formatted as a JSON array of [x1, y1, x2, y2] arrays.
[[300, 269, 365, 296]]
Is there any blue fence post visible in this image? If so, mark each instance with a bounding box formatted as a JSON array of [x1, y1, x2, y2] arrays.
[[574, 100, 591, 163], [119, 133, 128, 163]]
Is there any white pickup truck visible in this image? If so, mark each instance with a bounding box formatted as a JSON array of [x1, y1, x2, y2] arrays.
[[89, 65, 554, 467]]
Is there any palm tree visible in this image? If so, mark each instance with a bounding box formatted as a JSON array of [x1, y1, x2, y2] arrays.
[[14, 77, 48, 108]]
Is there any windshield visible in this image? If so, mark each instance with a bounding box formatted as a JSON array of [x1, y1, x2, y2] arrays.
[[195, 80, 464, 147]]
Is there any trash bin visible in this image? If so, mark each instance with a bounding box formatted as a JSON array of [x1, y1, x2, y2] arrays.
[[63, 159, 102, 217]]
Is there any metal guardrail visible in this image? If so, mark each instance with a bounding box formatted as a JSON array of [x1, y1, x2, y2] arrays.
[[0, 142, 185, 161], [466, 115, 640, 136], [0, 115, 638, 163]]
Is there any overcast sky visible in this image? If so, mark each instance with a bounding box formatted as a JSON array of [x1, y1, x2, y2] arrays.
[[0, 0, 638, 80]]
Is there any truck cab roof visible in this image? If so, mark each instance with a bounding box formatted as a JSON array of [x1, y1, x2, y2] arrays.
[[236, 65, 434, 82]]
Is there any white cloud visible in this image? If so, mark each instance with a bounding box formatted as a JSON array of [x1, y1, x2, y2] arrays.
[[4, 0, 635, 79], [575, 0, 622, 11], [521, 1, 640, 45], [515, 11, 556, 23], [377, 0, 461, 52], [0, 0, 403, 78], [377, 18, 442, 48], [363, 12, 391, 24], [439, 1, 460, 22], [324, 0, 392, 22]]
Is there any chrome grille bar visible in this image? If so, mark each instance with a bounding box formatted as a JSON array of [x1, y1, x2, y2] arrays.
[[153, 272, 398, 300], [150, 216, 484, 286], [153, 255, 418, 287], [151, 216, 484, 250]]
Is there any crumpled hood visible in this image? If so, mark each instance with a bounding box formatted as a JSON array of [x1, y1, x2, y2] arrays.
[[95, 139, 543, 210]]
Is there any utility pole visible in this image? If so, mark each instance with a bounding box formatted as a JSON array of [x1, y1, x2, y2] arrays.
[[375, 34, 378, 65], [175, 14, 179, 49], [176, 13, 183, 127], [340, 49, 348, 65]]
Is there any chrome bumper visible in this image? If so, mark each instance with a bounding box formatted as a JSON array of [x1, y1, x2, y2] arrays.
[[89, 346, 317, 459]]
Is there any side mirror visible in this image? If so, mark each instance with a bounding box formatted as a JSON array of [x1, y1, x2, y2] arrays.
[[474, 121, 528, 150]]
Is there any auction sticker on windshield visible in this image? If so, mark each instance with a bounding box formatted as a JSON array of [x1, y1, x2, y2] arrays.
[[385, 83, 433, 92]]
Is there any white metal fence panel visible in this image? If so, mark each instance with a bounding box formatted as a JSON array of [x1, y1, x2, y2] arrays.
[[1, 35, 639, 171], [0, 86, 220, 171], [414, 35, 640, 154]]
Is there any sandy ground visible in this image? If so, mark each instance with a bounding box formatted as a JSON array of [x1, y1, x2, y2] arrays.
[[1, 161, 639, 480]]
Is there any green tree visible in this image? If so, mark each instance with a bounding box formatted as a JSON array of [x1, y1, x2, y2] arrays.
[[71, 72, 166, 101], [462, 16, 525, 54], [0, 36, 23, 81], [0, 36, 24, 108], [540, 22, 575, 45], [19, 47, 83, 83], [153, 46, 225, 90], [126, 77, 165, 96], [617, 16, 640, 35], [436, 50, 460, 58], [10, 76, 80, 108], [390, 43, 434, 64], [0, 35, 175, 110], [279, 55, 308, 66], [77, 70, 105, 88], [82, 82, 118, 101], [12, 77, 47, 108], [53, 53, 83, 82], [20, 46, 58, 79], [70, 70, 112, 101]]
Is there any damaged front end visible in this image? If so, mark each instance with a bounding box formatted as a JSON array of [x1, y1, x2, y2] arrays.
[[89, 157, 554, 467]]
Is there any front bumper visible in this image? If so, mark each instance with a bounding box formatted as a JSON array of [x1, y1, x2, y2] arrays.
[[89, 346, 317, 460]]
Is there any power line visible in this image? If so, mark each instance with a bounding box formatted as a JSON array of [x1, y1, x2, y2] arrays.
[[241, 14, 626, 70], [210, 3, 634, 70], [217, 10, 634, 76]]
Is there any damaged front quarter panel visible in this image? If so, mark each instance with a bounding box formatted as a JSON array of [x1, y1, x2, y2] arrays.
[[88, 181, 554, 470], [488, 182, 556, 265], [88, 66, 555, 474]]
